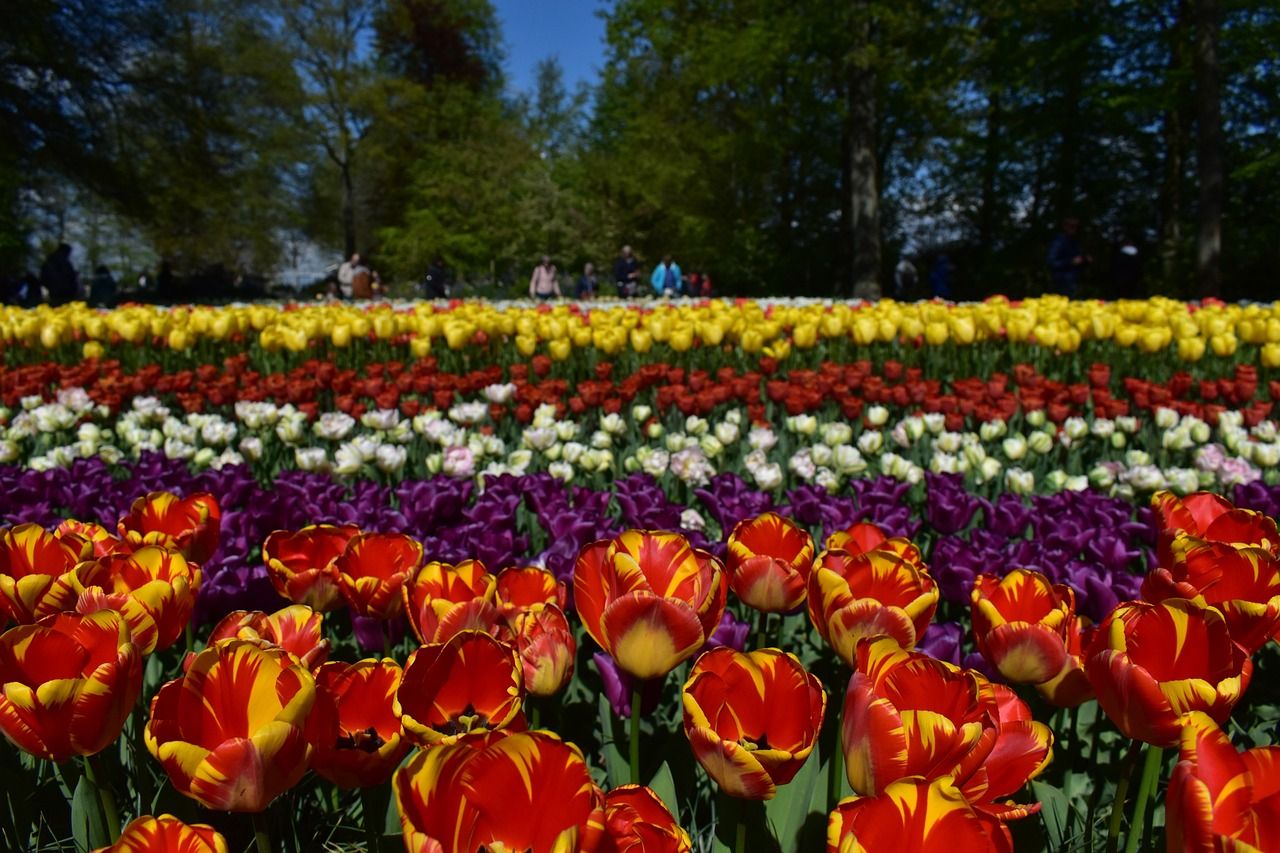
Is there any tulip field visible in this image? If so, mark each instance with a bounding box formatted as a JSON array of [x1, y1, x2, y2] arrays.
[[2, 296, 1280, 852]]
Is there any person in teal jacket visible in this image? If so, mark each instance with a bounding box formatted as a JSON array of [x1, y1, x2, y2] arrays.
[[650, 255, 682, 297]]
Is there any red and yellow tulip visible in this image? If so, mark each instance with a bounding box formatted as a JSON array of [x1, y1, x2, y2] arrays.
[[262, 524, 360, 612], [0, 610, 141, 762], [600, 785, 692, 852], [574, 531, 728, 680], [56, 519, 128, 558], [402, 559, 504, 645], [842, 637, 1051, 817], [494, 565, 567, 619], [306, 658, 409, 789], [824, 521, 922, 565], [1151, 490, 1279, 566], [827, 776, 1014, 853], [0, 523, 92, 623], [970, 569, 1074, 685], [203, 605, 330, 670], [682, 647, 825, 799], [394, 630, 525, 746], [1084, 598, 1248, 746], [334, 532, 424, 619], [1166, 711, 1280, 851], [725, 512, 816, 613], [511, 604, 576, 697], [117, 491, 220, 565], [393, 730, 605, 853], [807, 548, 938, 665], [71, 546, 200, 654], [146, 639, 315, 811], [91, 814, 228, 853], [1034, 614, 1096, 708]]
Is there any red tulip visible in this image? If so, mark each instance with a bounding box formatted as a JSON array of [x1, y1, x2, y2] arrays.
[[1085, 599, 1248, 746], [394, 630, 525, 746], [0, 523, 92, 623], [725, 512, 816, 613], [204, 605, 330, 670], [824, 521, 923, 565], [600, 785, 692, 852], [827, 777, 1013, 853], [1151, 490, 1279, 566], [91, 814, 227, 853], [394, 730, 605, 853], [970, 569, 1074, 684], [335, 532, 423, 619], [512, 604, 576, 697], [118, 491, 220, 565], [71, 546, 200, 654], [1034, 614, 1096, 708], [402, 559, 505, 644], [262, 524, 360, 612], [494, 565, 567, 619], [574, 531, 728, 680], [0, 610, 142, 761], [307, 658, 409, 788]]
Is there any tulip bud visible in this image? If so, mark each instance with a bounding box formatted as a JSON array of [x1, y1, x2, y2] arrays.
[[979, 419, 1006, 441], [865, 405, 889, 427], [1026, 409, 1046, 427], [1005, 467, 1035, 494], [1002, 434, 1028, 460]]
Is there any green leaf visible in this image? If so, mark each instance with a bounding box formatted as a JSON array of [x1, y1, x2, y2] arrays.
[[1033, 780, 1070, 851], [71, 775, 108, 853], [646, 760, 679, 820], [597, 695, 629, 788], [765, 752, 821, 853]]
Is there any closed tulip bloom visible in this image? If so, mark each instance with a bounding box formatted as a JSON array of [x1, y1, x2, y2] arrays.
[[1034, 615, 1096, 708], [146, 639, 315, 811], [807, 548, 939, 665], [403, 559, 505, 644], [970, 569, 1074, 684], [1166, 711, 1280, 851], [827, 777, 1013, 853], [0, 610, 141, 762], [335, 532, 423, 619], [843, 637, 1051, 817], [262, 524, 360, 612], [512, 604, 576, 697], [56, 519, 129, 559], [394, 730, 605, 853], [1085, 599, 1248, 746], [118, 491, 220, 565], [91, 814, 227, 853], [71, 546, 201, 654], [600, 785, 692, 853], [0, 523, 92, 623], [682, 647, 825, 800], [306, 658, 409, 788], [205, 605, 330, 670], [725, 512, 816, 613], [394, 630, 525, 746], [1151, 490, 1279, 566], [1142, 541, 1280, 654], [494, 566, 567, 619], [824, 521, 923, 565], [574, 532, 728, 681]]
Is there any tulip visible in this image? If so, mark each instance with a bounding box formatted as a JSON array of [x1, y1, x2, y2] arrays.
[[91, 814, 228, 853], [1085, 599, 1248, 746], [1142, 540, 1280, 654], [0, 523, 92, 623], [205, 605, 330, 670], [56, 519, 129, 558], [0, 610, 142, 762], [402, 559, 505, 644], [511, 604, 576, 697], [574, 532, 728, 680], [1151, 490, 1279, 567], [807, 548, 938, 665], [262, 524, 360, 612], [146, 639, 315, 811], [827, 777, 1013, 853], [71, 546, 200, 655], [335, 532, 423, 619], [724, 512, 815, 613], [306, 659, 409, 788], [970, 569, 1074, 684], [494, 565, 567, 619], [682, 647, 825, 800], [117, 491, 220, 565], [1034, 614, 1096, 708], [1166, 711, 1280, 851], [394, 630, 525, 746], [842, 637, 1051, 816], [394, 729, 605, 853], [600, 785, 692, 852]]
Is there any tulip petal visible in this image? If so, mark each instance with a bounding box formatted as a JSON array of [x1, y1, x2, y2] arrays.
[[600, 592, 704, 680]]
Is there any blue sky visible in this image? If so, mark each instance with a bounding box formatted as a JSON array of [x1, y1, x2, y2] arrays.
[[492, 0, 607, 94]]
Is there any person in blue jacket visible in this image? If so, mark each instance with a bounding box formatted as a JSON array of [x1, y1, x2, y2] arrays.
[[1048, 217, 1091, 297], [650, 255, 682, 297]]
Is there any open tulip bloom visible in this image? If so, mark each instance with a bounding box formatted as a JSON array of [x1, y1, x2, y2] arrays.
[[262, 524, 360, 612], [91, 814, 228, 853]]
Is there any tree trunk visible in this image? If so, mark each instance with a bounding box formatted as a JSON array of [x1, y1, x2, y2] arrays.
[[1159, 0, 1189, 287], [848, 5, 881, 300], [1193, 0, 1223, 297], [341, 161, 356, 257], [978, 90, 1002, 250]]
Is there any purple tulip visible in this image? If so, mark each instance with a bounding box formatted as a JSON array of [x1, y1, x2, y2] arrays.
[[592, 652, 663, 718]]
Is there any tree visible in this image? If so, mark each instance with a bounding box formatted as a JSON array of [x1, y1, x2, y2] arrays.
[[1193, 0, 1223, 296], [848, 1, 881, 298]]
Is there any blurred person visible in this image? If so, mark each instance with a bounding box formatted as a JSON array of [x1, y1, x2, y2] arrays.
[[893, 256, 918, 299], [88, 264, 117, 308], [350, 256, 373, 299], [576, 262, 598, 300], [613, 245, 640, 297], [650, 254, 682, 297], [929, 254, 953, 300], [40, 243, 79, 305], [337, 252, 360, 298], [1048, 218, 1091, 297], [529, 255, 560, 300], [1110, 235, 1144, 299], [422, 257, 451, 299]]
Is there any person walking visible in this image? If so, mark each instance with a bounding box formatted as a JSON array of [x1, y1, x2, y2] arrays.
[[893, 256, 918, 299], [1047, 218, 1090, 297], [337, 253, 361, 299], [350, 256, 373, 299], [40, 243, 79, 305], [650, 254, 682, 298], [576, 262, 598, 300], [529, 255, 560, 300], [613, 245, 640, 297], [422, 257, 452, 299]]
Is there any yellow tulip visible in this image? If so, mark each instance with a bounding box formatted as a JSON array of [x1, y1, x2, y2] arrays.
[[793, 324, 818, 349], [669, 326, 695, 352], [515, 334, 538, 357], [1262, 343, 1280, 368], [1210, 333, 1238, 357], [548, 338, 572, 361], [629, 328, 652, 353], [923, 322, 948, 346], [83, 340, 105, 360], [331, 325, 352, 347], [1177, 336, 1206, 362]]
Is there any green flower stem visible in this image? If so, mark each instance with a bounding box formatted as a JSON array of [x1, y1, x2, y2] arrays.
[[735, 810, 747, 853], [84, 752, 120, 841], [827, 725, 844, 811], [252, 809, 273, 853], [360, 785, 387, 853], [1124, 745, 1165, 853], [1105, 743, 1142, 853], [629, 683, 642, 784]]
